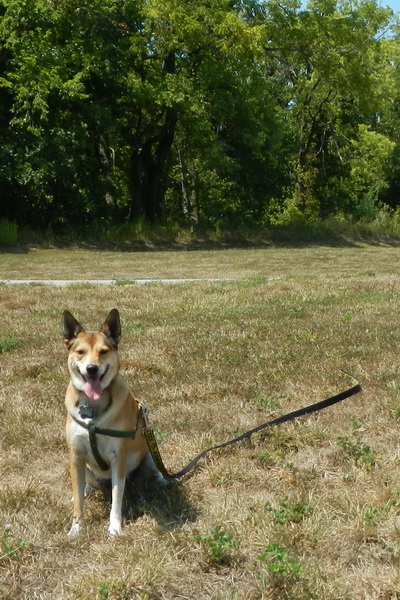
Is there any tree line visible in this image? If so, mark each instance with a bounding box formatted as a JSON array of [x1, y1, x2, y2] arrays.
[[0, 0, 399, 233]]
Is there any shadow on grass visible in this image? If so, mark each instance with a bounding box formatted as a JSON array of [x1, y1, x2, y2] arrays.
[[3, 220, 400, 255], [4, 220, 400, 254], [92, 473, 198, 530], [122, 474, 198, 530]]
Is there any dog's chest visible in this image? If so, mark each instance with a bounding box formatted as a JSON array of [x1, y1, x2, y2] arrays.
[[68, 420, 142, 477], [69, 420, 118, 467]]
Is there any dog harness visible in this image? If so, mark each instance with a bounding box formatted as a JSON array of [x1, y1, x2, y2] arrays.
[[71, 408, 142, 472]]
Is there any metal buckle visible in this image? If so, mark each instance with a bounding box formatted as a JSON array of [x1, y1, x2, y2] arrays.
[[139, 402, 152, 431]]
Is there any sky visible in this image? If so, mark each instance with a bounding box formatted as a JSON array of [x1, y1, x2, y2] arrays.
[[381, 0, 400, 14]]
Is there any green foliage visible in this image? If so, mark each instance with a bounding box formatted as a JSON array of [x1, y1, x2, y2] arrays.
[[0, 0, 399, 232], [0, 525, 28, 562], [79, 579, 140, 600], [364, 507, 380, 527], [195, 525, 239, 565], [337, 435, 379, 470], [257, 542, 303, 580], [265, 497, 313, 525], [392, 404, 400, 420], [0, 219, 18, 245], [253, 394, 281, 412], [329, 126, 396, 219], [0, 336, 20, 353]]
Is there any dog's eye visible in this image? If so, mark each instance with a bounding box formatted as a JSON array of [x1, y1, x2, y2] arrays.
[[76, 349, 85, 356], [99, 348, 109, 355]]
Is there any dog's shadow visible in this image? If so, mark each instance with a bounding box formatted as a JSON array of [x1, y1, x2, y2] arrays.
[[120, 472, 198, 530], [90, 471, 198, 531]]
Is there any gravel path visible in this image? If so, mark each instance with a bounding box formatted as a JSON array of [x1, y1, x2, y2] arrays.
[[0, 278, 233, 286]]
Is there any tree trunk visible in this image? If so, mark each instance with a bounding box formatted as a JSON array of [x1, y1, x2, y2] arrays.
[[297, 109, 310, 214], [128, 52, 178, 223]]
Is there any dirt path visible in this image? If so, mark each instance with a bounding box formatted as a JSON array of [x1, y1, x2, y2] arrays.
[[0, 278, 234, 286]]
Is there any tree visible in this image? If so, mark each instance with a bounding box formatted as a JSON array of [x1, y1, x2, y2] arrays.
[[0, 0, 399, 232], [261, 0, 395, 221], [0, 0, 138, 228]]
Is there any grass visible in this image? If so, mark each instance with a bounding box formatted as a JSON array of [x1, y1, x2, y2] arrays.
[[2, 243, 400, 281], [0, 335, 20, 353], [1, 245, 400, 598]]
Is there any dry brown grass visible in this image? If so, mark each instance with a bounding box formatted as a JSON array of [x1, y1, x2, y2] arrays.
[[1, 245, 400, 599], [1, 243, 400, 280]]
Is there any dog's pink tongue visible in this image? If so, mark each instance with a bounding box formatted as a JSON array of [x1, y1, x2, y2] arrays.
[[84, 379, 103, 402]]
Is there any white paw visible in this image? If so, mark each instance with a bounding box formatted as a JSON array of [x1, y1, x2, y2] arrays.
[[108, 523, 122, 537], [108, 514, 123, 536], [67, 522, 82, 537]]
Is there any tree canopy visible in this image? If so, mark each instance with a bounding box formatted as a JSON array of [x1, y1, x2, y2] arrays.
[[0, 0, 398, 232]]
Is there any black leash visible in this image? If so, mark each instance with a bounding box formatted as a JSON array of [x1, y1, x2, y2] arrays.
[[70, 371, 361, 478], [142, 371, 361, 479]]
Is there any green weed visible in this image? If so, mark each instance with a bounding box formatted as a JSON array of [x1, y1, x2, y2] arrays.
[[265, 497, 312, 525], [0, 525, 28, 562], [337, 435, 378, 470], [0, 336, 20, 353], [195, 525, 240, 565], [350, 417, 364, 430], [79, 579, 138, 600], [364, 507, 380, 526], [253, 394, 282, 412], [341, 314, 353, 322], [115, 279, 135, 286], [154, 428, 169, 442], [253, 449, 275, 465], [257, 542, 303, 581]]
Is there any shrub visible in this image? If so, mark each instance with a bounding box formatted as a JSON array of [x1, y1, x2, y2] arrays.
[[0, 220, 18, 245]]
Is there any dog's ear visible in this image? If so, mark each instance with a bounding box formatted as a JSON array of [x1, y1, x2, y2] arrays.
[[63, 310, 83, 346], [100, 308, 121, 346]]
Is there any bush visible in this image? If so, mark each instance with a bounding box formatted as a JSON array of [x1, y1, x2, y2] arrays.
[[0, 220, 18, 245]]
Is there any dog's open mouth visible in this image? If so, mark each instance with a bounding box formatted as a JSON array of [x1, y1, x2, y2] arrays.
[[78, 365, 109, 402]]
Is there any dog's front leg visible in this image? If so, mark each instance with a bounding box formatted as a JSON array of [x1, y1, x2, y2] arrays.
[[68, 451, 86, 537], [108, 458, 127, 536]]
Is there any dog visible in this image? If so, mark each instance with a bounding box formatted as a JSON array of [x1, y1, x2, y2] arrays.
[[62, 308, 162, 536]]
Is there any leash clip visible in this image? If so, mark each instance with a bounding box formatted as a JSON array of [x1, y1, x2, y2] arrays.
[[139, 402, 153, 431]]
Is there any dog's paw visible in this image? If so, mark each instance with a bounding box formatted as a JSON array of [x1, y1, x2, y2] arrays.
[[108, 512, 123, 536], [108, 523, 123, 537], [67, 522, 82, 537]]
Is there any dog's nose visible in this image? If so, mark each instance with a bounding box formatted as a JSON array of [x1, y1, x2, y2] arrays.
[[86, 364, 99, 377]]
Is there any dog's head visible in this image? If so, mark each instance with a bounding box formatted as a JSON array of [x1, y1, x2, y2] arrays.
[[62, 309, 121, 401]]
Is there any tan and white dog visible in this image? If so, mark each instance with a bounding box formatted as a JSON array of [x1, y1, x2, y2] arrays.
[[63, 308, 161, 536]]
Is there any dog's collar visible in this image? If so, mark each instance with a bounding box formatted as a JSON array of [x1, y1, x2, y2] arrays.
[[77, 395, 112, 421], [78, 399, 98, 420]]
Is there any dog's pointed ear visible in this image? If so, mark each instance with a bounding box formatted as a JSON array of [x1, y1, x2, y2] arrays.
[[100, 308, 121, 346], [63, 310, 83, 347]]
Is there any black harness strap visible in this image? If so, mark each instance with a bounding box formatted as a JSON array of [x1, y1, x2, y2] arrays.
[[71, 414, 140, 472], [144, 371, 361, 479], [88, 423, 110, 472]]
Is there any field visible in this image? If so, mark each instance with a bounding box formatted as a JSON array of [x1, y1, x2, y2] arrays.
[[1, 244, 400, 599]]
